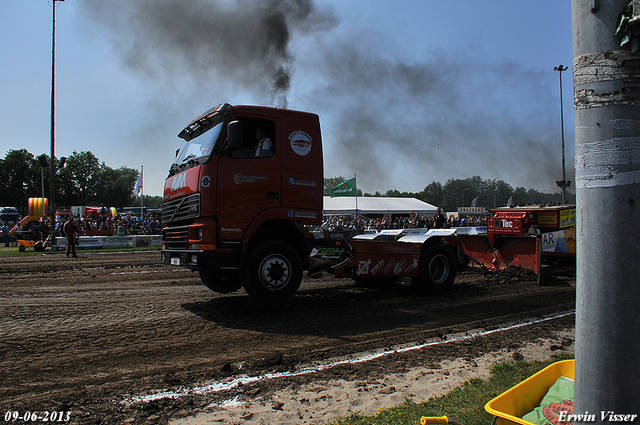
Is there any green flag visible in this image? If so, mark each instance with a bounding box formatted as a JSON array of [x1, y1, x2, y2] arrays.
[[330, 177, 356, 197]]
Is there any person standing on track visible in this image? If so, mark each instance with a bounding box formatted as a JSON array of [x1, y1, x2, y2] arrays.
[[434, 208, 447, 229], [63, 217, 79, 258], [1, 222, 10, 247]]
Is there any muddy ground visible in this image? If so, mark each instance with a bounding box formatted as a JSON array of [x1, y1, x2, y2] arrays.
[[0, 251, 576, 424]]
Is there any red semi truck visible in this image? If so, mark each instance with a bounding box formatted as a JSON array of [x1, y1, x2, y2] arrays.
[[161, 103, 575, 301]]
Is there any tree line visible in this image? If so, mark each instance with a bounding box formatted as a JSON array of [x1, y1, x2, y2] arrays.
[[0, 149, 161, 216], [0, 148, 575, 217], [324, 175, 575, 213]]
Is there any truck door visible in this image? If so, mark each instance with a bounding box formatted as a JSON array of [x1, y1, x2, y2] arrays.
[[216, 117, 281, 241]]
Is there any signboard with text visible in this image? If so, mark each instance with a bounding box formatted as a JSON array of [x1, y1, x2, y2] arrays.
[[458, 207, 487, 215]]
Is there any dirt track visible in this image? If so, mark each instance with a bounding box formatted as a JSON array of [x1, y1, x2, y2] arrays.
[[0, 251, 576, 424]]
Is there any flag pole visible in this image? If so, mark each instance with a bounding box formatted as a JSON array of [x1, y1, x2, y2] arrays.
[[140, 165, 144, 218], [354, 174, 358, 216]]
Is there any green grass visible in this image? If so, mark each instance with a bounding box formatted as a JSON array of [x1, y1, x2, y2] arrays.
[[331, 353, 574, 425]]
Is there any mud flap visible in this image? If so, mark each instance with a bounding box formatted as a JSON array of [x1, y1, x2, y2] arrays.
[[308, 239, 354, 278]]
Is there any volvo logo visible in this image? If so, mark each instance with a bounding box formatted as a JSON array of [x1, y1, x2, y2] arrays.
[[171, 172, 187, 192]]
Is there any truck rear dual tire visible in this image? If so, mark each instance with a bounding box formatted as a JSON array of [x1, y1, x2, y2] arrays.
[[411, 242, 457, 294], [242, 241, 303, 302]]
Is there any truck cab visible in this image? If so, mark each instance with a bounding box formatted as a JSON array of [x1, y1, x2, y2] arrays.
[[162, 104, 324, 300]]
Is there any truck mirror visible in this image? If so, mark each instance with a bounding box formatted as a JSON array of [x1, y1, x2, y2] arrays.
[[228, 120, 243, 151]]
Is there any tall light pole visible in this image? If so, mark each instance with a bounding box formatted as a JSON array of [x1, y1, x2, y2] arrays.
[[554, 64, 570, 204], [50, 0, 64, 245]]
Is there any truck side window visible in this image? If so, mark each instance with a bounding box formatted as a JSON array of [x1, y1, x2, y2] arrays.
[[229, 118, 276, 159]]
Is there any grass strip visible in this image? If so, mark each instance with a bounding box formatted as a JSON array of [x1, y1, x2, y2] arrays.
[[331, 353, 574, 425]]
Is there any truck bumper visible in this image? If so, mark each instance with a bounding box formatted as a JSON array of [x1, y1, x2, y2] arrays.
[[161, 248, 241, 271], [162, 249, 201, 268]]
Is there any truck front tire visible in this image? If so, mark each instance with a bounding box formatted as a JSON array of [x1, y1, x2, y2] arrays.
[[243, 241, 302, 301], [411, 242, 456, 294], [199, 269, 243, 294]]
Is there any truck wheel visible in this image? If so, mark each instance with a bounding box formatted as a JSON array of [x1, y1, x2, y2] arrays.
[[199, 269, 243, 294], [411, 242, 456, 294], [243, 241, 302, 301]]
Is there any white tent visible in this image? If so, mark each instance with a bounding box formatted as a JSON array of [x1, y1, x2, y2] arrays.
[[323, 196, 438, 216]]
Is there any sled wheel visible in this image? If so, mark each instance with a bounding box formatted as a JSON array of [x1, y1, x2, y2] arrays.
[[411, 242, 456, 294]]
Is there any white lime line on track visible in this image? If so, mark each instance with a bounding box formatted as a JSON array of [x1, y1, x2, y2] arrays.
[[110, 269, 187, 275], [123, 310, 575, 405], [73, 266, 187, 274]]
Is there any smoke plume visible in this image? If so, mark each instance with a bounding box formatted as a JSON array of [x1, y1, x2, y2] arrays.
[[78, 0, 572, 195], [301, 43, 567, 193], [79, 0, 338, 108]]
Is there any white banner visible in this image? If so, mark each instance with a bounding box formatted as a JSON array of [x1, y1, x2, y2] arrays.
[[102, 236, 135, 247], [54, 235, 162, 250]]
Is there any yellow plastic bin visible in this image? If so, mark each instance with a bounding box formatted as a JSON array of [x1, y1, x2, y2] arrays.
[[485, 359, 574, 425]]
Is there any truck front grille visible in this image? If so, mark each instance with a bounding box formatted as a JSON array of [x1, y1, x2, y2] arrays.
[[164, 225, 190, 250], [163, 193, 200, 224]]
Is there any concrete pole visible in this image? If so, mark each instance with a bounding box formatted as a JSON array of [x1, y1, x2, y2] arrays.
[[573, 0, 640, 418]]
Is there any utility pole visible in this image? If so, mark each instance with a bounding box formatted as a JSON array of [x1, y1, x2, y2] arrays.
[[554, 65, 570, 203], [573, 0, 640, 417], [49, 0, 64, 246]]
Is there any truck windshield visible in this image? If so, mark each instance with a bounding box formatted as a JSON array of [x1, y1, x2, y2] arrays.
[[169, 121, 224, 175]]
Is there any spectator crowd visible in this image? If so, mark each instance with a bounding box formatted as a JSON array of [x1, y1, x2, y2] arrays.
[[59, 213, 164, 237], [1, 213, 163, 246], [318, 212, 486, 234]]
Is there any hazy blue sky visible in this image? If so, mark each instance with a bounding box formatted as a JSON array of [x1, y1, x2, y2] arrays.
[[1, 1, 574, 197]]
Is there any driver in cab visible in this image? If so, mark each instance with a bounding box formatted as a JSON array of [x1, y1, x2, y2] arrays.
[[254, 126, 272, 157]]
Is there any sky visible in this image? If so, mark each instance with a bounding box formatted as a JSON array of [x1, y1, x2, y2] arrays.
[[0, 0, 575, 198]]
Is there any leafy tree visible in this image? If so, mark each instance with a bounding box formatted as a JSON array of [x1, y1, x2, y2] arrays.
[[54, 151, 140, 208], [98, 166, 139, 207], [58, 151, 104, 206], [2, 149, 576, 218], [326, 174, 574, 212], [127, 195, 163, 209], [419, 181, 443, 207], [0, 149, 141, 210], [440, 178, 472, 212], [137, 195, 163, 209], [25, 153, 67, 211], [512, 187, 528, 205], [0, 149, 40, 215], [488, 179, 514, 208]]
